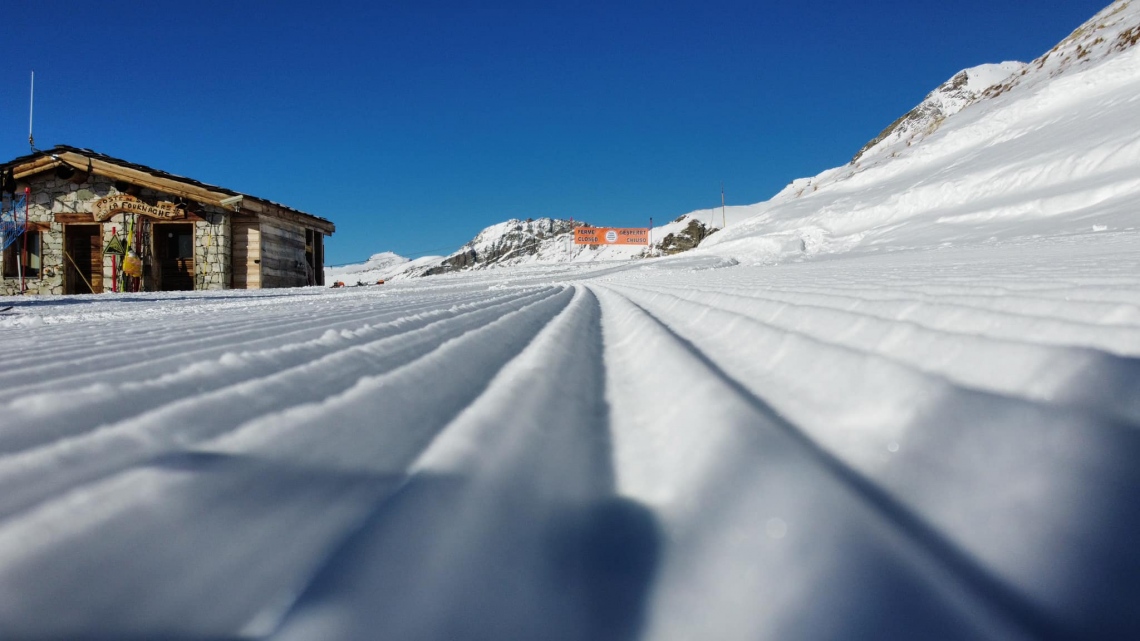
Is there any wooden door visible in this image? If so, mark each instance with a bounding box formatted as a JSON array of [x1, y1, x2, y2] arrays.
[[231, 220, 260, 289], [64, 225, 103, 294], [156, 223, 195, 291]]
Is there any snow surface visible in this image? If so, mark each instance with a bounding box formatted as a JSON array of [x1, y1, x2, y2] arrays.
[[3, 1, 1140, 639], [2, 232, 1139, 640]]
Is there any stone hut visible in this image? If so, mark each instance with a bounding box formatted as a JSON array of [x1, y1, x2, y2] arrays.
[[0, 146, 334, 295]]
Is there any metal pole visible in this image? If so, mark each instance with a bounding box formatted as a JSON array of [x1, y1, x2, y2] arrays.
[[18, 188, 27, 292], [28, 71, 35, 150], [111, 226, 118, 293], [721, 182, 726, 228]]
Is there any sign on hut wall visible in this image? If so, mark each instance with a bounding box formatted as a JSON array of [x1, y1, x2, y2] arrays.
[[91, 194, 185, 222]]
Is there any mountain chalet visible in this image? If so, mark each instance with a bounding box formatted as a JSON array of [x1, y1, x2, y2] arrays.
[[1, 146, 333, 295]]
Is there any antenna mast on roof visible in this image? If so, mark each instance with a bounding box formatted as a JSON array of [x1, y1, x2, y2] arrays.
[[28, 71, 35, 151]]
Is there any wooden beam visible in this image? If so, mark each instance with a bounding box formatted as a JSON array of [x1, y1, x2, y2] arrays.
[[56, 151, 235, 207], [55, 213, 96, 223], [249, 200, 336, 234], [12, 156, 63, 179], [13, 151, 334, 234]]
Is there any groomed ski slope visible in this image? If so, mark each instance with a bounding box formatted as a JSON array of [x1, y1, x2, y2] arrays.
[[1, 230, 1139, 640], [4, 3, 1140, 638]]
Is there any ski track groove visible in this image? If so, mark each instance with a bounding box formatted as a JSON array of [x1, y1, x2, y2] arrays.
[[592, 286, 1049, 641], [0, 298, 385, 382], [731, 282, 1140, 328], [0, 286, 569, 524], [725, 270, 1140, 304], [669, 281, 1140, 355], [0, 288, 557, 455], [0, 290, 506, 395], [263, 286, 614, 640], [0, 288, 532, 403], [0, 286, 584, 639], [599, 280, 1140, 638], [609, 281, 1140, 425]]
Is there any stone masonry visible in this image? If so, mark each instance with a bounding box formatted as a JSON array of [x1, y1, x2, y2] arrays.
[[1, 172, 232, 295]]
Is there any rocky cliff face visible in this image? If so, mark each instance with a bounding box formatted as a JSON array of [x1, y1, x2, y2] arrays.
[[853, 0, 1140, 168], [852, 62, 1025, 165], [424, 218, 579, 275], [983, 0, 1139, 99]]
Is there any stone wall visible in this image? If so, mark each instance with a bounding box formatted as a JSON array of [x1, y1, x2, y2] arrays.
[[0, 173, 119, 295], [1, 171, 233, 296], [194, 208, 230, 291]]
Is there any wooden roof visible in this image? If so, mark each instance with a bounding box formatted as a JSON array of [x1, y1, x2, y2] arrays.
[[1, 145, 334, 235]]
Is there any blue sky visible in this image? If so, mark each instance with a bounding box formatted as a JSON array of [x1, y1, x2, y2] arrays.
[[0, 1, 1111, 265]]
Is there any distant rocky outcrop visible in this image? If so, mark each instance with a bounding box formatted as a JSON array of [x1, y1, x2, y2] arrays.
[[657, 219, 717, 255], [424, 218, 579, 276]]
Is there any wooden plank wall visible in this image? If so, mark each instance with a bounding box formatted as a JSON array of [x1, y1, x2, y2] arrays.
[[231, 220, 261, 289], [259, 217, 309, 288], [314, 233, 324, 286]]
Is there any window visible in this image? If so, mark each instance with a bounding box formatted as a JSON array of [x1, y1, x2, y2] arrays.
[[3, 230, 41, 279]]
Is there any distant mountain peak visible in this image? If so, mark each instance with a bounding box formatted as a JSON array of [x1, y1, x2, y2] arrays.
[[983, 0, 1140, 100], [846, 0, 1140, 172], [424, 217, 580, 275]]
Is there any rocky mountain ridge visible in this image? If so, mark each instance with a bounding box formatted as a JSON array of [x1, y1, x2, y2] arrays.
[[423, 218, 579, 275], [851, 62, 1025, 165]]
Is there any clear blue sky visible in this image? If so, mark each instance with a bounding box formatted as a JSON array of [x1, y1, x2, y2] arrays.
[[0, 1, 1111, 265]]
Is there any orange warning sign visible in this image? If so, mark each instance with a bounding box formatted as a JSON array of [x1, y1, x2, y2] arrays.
[[574, 227, 649, 245]]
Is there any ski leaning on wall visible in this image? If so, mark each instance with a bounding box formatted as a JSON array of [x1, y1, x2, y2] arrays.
[[0, 190, 27, 252]]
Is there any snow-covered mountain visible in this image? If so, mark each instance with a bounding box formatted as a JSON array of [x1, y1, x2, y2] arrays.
[[325, 252, 410, 284], [328, 214, 730, 281], [422, 218, 580, 275], [416, 213, 739, 274], [700, 0, 1140, 264], [333, 0, 1139, 282], [851, 62, 1025, 165]]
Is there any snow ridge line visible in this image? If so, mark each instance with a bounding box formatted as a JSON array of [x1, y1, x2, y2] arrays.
[[606, 281, 1140, 637], [0, 289, 496, 394], [0, 284, 551, 453], [0, 286, 570, 524], [0, 287, 553, 455], [266, 286, 618, 639], [725, 281, 1140, 329], [613, 281, 1140, 425], [0, 286, 579, 638], [0, 290, 371, 356], [600, 287, 1075, 641], [687, 281, 1140, 356]]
